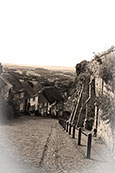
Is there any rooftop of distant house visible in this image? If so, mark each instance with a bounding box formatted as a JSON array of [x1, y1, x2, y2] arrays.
[[38, 93, 48, 103], [21, 81, 36, 98], [2, 72, 24, 92], [42, 86, 63, 104]]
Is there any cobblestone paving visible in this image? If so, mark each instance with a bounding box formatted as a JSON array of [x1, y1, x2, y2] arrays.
[[0, 116, 115, 173]]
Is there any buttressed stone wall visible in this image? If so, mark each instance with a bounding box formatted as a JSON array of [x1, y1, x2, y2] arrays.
[[89, 48, 115, 157], [66, 47, 115, 156]]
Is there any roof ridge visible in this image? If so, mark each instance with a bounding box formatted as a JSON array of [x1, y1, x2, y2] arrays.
[[0, 74, 12, 88]]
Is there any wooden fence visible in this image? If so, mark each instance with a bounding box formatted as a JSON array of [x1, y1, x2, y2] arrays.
[[59, 118, 92, 159]]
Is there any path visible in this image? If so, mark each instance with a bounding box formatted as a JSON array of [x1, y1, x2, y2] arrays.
[[0, 116, 115, 173]]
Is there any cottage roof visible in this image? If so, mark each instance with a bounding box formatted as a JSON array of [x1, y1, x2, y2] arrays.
[[38, 93, 48, 103], [0, 76, 7, 88], [42, 86, 63, 104], [21, 82, 36, 98], [0, 75, 12, 89], [33, 83, 42, 93], [2, 73, 23, 92]]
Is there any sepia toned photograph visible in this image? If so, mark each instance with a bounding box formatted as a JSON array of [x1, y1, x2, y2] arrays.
[[0, 0, 115, 172]]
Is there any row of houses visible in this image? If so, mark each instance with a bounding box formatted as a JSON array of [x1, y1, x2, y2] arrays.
[[0, 63, 64, 119]]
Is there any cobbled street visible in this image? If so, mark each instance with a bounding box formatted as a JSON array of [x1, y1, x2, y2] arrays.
[[0, 116, 115, 173]]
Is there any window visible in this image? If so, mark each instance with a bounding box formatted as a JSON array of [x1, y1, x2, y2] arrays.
[[33, 97, 36, 101], [39, 103, 43, 108], [41, 109, 43, 115], [16, 94, 19, 99], [44, 103, 47, 107], [43, 108, 46, 112], [20, 92, 24, 98], [20, 103, 24, 111], [29, 105, 35, 111]]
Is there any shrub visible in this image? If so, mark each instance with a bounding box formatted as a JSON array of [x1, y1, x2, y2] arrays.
[[96, 94, 115, 125], [75, 60, 89, 76], [99, 52, 115, 84]]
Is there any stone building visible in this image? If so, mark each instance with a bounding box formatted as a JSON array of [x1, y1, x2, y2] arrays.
[[0, 74, 12, 122], [42, 86, 64, 117]]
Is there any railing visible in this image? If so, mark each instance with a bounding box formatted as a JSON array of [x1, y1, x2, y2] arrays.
[[59, 118, 92, 159], [69, 86, 84, 125]]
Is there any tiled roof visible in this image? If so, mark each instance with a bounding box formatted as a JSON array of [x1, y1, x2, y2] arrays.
[[38, 93, 48, 103], [42, 86, 63, 104], [0, 75, 12, 89], [2, 73, 23, 92], [21, 82, 36, 98], [33, 83, 42, 93]]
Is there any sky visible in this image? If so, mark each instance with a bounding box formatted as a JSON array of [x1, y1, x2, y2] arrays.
[[0, 0, 115, 67]]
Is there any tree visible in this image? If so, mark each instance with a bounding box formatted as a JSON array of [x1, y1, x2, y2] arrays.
[[99, 53, 115, 85]]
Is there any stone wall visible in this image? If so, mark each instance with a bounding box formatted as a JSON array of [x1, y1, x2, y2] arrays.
[[89, 49, 115, 156], [65, 47, 115, 156]]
